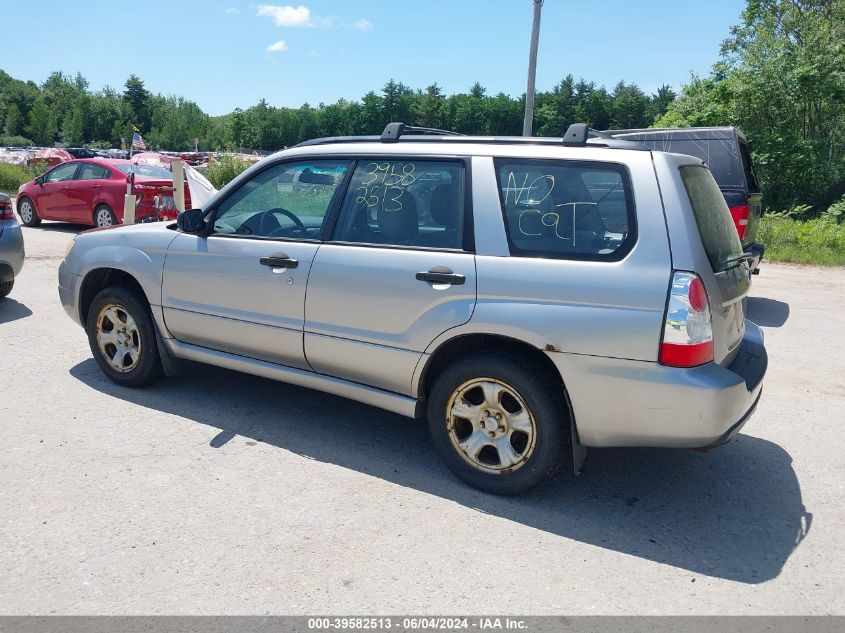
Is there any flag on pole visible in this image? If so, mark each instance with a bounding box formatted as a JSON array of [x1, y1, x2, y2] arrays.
[[131, 130, 146, 150]]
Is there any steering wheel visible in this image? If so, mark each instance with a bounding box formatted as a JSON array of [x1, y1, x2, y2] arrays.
[[258, 207, 307, 237]]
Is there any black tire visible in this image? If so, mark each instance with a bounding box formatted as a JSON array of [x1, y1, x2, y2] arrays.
[[0, 279, 13, 298], [93, 204, 118, 228], [18, 196, 41, 227], [426, 352, 567, 494], [86, 285, 163, 387]]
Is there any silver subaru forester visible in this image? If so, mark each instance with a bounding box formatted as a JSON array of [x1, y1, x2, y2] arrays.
[[58, 123, 767, 494]]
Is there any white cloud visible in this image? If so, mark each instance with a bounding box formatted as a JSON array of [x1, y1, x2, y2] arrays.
[[257, 4, 311, 27], [225, 7, 239, 14], [266, 40, 288, 52], [350, 18, 373, 31], [256, 5, 372, 30]]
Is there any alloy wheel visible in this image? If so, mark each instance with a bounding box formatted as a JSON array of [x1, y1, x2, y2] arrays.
[[96, 208, 115, 227], [95, 304, 142, 373], [19, 200, 33, 223], [445, 378, 537, 474]]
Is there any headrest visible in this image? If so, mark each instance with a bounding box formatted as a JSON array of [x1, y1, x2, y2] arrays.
[[377, 192, 418, 243], [429, 184, 460, 229]]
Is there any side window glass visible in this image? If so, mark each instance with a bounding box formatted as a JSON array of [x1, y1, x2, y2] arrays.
[[78, 163, 109, 180], [45, 163, 78, 183], [332, 160, 465, 249], [212, 161, 349, 239], [495, 159, 635, 259]]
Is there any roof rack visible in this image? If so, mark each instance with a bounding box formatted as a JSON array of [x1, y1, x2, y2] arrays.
[[380, 122, 465, 143]]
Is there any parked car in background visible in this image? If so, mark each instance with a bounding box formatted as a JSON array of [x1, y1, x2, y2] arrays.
[[59, 123, 767, 494], [0, 192, 25, 299], [64, 147, 99, 159], [608, 127, 764, 273], [16, 158, 191, 228]]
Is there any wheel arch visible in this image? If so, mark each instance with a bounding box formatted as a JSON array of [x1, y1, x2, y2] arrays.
[[78, 267, 148, 327], [418, 332, 582, 474]]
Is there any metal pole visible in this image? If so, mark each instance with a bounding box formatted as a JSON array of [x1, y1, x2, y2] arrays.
[[522, 0, 543, 137]]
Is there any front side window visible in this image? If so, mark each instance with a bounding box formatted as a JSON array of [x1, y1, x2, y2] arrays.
[[332, 159, 465, 249], [212, 160, 349, 239], [45, 163, 78, 183], [495, 159, 635, 260]]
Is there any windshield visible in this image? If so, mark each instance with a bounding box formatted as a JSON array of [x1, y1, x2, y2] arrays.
[[114, 164, 172, 179]]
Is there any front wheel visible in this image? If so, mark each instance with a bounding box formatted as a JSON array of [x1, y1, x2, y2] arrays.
[[18, 196, 41, 227], [427, 352, 567, 494], [94, 204, 118, 228], [86, 286, 163, 387]]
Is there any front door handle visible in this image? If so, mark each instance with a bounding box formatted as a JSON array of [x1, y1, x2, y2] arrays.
[[260, 255, 299, 269], [416, 267, 465, 285]]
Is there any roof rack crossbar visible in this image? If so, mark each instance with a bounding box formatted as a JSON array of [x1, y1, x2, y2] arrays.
[[380, 122, 464, 143]]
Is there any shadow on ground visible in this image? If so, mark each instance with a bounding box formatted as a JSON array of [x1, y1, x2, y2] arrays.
[[28, 222, 90, 234], [747, 297, 790, 327], [71, 358, 811, 585], [0, 298, 33, 324]]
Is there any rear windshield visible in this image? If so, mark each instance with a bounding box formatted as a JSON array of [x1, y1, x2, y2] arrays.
[[680, 165, 743, 271], [639, 137, 745, 189], [114, 164, 172, 179]]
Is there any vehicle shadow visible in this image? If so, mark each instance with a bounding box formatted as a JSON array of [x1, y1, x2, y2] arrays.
[[0, 298, 33, 324], [747, 297, 790, 327], [28, 222, 90, 234], [70, 358, 811, 585]]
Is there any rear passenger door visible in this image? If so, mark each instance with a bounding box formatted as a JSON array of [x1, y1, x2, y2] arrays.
[[304, 157, 476, 396], [69, 162, 110, 222]]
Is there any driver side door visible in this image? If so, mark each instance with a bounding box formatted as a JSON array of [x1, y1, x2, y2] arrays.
[[161, 159, 350, 368]]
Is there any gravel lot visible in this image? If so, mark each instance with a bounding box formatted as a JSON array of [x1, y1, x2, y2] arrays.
[[1, 222, 843, 615]]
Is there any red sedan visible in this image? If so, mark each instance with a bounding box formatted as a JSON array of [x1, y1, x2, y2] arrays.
[[16, 158, 191, 228]]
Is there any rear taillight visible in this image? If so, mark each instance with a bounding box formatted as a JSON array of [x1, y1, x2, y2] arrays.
[[0, 201, 14, 220], [660, 271, 713, 368], [729, 205, 750, 240]]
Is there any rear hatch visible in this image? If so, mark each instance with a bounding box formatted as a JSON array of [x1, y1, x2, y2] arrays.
[[679, 165, 750, 363]]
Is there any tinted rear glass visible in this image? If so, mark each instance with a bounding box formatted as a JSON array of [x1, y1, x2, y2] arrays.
[[637, 137, 744, 189], [680, 166, 743, 271]]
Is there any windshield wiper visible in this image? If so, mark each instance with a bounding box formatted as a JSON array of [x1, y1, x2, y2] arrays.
[[721, 252, 755, 268]]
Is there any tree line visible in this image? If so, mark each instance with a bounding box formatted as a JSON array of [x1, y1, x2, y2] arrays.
[[0, 69, 675, 154]]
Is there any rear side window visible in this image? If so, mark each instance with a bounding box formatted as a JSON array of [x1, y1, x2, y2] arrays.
[[332, 159, 465, 250], [78, 163, 110, 180], [494, 159, 635, 260], [680, 166, 743, 272]]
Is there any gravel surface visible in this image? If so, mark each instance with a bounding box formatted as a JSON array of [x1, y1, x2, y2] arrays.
[[1, 222, 843, 615]]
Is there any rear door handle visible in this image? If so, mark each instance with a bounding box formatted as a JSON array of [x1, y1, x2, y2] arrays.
[[260, 255, 299, 269], [416, 268, 465, 285]]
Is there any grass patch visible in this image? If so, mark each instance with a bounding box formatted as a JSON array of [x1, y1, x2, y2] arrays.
[[757, 216, 845, 266], [0, 161, 48, 194]]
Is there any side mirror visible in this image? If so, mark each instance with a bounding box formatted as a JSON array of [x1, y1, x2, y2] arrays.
[[176, 208, 205, 234], [35, 176, 44, 186]]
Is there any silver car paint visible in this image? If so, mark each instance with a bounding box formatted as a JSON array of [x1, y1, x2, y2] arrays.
[[161, 233, 320, 369], [304, 244, 476, 395], [59, 140, 762, 449], [0, 214, 25, 281]]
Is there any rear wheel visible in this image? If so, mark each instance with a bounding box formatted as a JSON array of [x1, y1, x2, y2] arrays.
[[94, 204, 118, 228], [427, 352, 567, 494], [18, 196, 40, 227], [0, 279, 13, 298], [86, 286, 163, 387]]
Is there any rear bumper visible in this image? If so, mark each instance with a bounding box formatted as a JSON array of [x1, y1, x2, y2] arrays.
[[0, 220, 25, 279], [553, 321, 768, 448], [745, 242, 765, 274]]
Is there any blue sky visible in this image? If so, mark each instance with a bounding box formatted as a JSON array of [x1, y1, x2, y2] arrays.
[[2, 0, 746, 116]]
